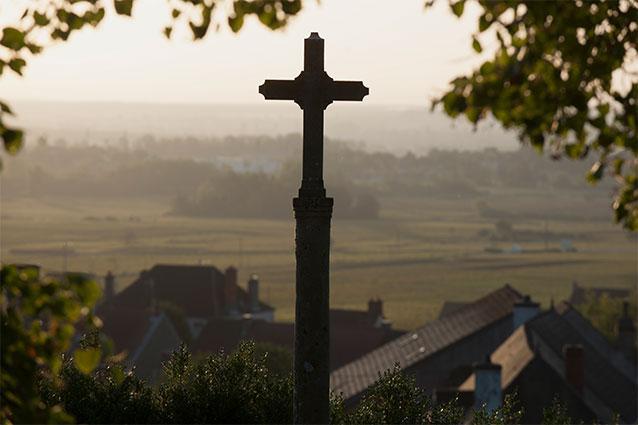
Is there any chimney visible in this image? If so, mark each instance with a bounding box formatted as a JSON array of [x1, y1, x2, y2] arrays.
[[563, 344, 584, 394], [104, 270, 115, 301], [617, 302, 636, 362], [513, 295, 540, 328], [473, 356, 502, 413], [224, 266, 238, 314], [140, 270, 156, 314], [368, 298, 383, 321], [248, 274, 260, 313]]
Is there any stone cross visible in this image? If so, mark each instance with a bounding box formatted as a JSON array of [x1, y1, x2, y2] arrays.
[[259, 33, 368, 424]]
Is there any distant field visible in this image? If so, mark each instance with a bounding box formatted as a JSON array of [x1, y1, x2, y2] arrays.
[[1, 193, 635, 330]]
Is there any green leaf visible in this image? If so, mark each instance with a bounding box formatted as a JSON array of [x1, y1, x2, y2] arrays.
[[67, 13, 85, 30], [597, 103, 610, 118], [281, 0, 302, 15], [472, 36, 482, 53], [450, 1, 465, 17], [478, 13, 491, 32], [0, 28, 25, 50], [87, 8, 106, 26], [114, 0, 134, 16], [33, 12, 50, 26], [110, 365, 126, 384], [74, 347, 101, 374], [8, 58, 26, 75], [71, 279, 102, 306], [0, 101, 14, 115], [3, 129, 23, 154], [190, 6, 212, 40], [228, 15, 245, 33], [26, 43, 43, 54]]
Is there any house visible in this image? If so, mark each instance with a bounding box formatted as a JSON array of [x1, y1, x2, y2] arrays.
[[193, 298, 404, 371], [330, 285, 527, 406], [96, 263, 274, 379], [568, 281, 632, 306], [99, 264, 274, 339], [98, 306, 182, 382], [457, 301, 637, 423], [329, 299, 404, 369]]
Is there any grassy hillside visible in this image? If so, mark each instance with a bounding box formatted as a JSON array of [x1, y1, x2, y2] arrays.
[[2, 192, 634, 330]]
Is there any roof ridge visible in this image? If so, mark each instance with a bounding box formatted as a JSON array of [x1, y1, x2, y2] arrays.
[[439, 284, 522, 319]]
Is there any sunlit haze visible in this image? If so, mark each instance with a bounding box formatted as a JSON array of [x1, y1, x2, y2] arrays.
[[0, 0, 486, 105]]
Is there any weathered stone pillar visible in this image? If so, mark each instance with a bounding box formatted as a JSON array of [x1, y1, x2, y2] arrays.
[[293, 195, 332, 424], [258, 32, 368, 424]]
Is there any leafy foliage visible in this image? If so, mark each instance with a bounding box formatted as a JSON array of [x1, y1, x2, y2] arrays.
[[472, 392, 524, 425], [541, 396, 573, 425], [252, 341, 293, 377], [575, 290, 637, 342], [43, 342, 601, 424], [0, 265, 102, 424], [345, 365, 431, 424], [45, 361, 156, 424], [47, 342, 294, 423], [433, 0, 638, 229]]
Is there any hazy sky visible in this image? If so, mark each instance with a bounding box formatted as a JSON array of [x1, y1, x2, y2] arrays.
[[0, 0, 489, 105]]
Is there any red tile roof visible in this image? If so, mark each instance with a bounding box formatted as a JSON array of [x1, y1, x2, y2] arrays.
[[103, 264, 273, 319], [98, 306, 153, 355]]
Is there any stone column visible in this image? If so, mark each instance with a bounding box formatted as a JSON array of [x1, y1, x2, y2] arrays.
[[293, 195, 332, 424]]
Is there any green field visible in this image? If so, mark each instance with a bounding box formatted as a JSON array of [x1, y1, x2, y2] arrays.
[[1, 193, 635, 330]]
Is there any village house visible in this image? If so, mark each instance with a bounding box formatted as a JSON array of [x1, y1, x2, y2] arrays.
[[98, 307, 181, 382], [97, 264, 402, 377], [330, 285, 528, 406], [99, 264, 274, 339], [96, 263, 274, 379], [456, 301, 637, 423], [193, 298, 404, 371]]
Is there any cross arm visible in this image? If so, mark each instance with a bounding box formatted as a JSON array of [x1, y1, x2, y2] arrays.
[[329, 80, 369, 102], [259, 79, 300, 100]]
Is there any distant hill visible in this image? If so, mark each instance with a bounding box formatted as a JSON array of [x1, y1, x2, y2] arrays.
[[12, 101, 518, 155]]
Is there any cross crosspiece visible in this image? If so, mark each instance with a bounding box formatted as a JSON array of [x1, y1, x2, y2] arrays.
[[259, 33, 368, 424], [260, 32, 368, 198]]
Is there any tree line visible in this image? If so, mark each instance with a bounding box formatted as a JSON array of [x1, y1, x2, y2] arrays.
[[2, 134, 614, 220]]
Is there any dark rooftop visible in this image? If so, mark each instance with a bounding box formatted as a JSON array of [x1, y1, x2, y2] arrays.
[[331, 285, 522, 399]]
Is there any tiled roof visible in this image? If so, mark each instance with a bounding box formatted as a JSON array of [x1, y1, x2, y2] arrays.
[[147, 264, 226, 317], [438, 301, 469, 319], [460, 303, 637, 423], [529, 305, 637, 423], [459, 326, 533, 391], [99, 306, 154, 355], [330, 285, 522, 399], [102, 264, 274, 318], [557, 302, 636, 380]]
